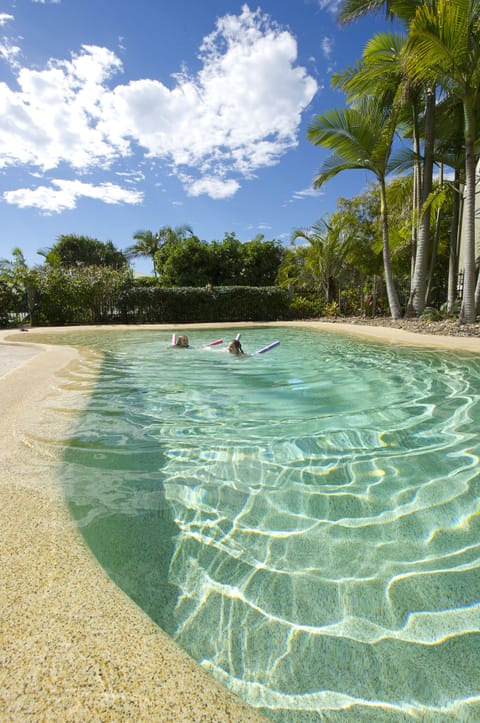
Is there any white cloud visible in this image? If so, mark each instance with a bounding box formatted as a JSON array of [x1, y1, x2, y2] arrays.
[[0, 14, 20, 67], [115, 169, 145, 184], [316, 0, 343, 13], [3, 178, 143, 213], [321, 36, 333, 59], [100, 5, 317, 197], [292, 186, 324, 200], [0, 38, 21, 66], [182, 175, 240, 200], [0, 45, 126, 171], [0, 5, 317, 206]]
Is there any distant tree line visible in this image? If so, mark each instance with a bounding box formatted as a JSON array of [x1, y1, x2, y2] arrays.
[[0, 231, 290, 326], [0, 169, 457, 327]]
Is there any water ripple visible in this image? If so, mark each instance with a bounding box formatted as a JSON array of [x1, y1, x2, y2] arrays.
[[33, 328, 480, 721]]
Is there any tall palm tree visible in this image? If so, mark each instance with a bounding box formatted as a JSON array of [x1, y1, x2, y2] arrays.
[[405, 0, 480, 323], [339, 0, 438, 317], [427, 96, 467, 312], [308, 96, 408, 319], [337, 27, 437, 317], [128, 224, 193, 278], [333, 31, 420, 286]]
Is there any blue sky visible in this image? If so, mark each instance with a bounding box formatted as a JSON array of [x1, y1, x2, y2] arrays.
[[0, 0, 395, 274]]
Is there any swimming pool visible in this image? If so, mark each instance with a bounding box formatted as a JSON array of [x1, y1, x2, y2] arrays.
[[51, 327, 480, 720]]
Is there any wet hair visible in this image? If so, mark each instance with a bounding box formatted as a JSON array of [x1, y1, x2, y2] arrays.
[[176, 335, 189, 348], [228, 339, 244, 355]]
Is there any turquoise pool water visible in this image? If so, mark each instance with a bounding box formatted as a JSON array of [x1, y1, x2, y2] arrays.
[[53, 327, 479, 721]]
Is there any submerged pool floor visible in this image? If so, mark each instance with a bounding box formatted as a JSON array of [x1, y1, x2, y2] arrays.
[[50, 327, 480, 721]]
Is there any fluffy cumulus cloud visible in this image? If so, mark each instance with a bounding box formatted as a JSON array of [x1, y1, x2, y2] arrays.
[[102, 6, 317, 190], [3, 179, 142, 213], [0, 45, 126, 171], [183, 175, 241, 200], [1, 4, 317, 210]]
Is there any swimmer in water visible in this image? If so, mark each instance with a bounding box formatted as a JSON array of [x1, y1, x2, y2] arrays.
[[227, 338, 245, 355], [175, 335, 189, 348]]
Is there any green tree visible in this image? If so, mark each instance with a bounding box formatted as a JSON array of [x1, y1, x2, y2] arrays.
[[291, 218, 353, 304], [276, 246, 307, 293], [334, 26, 436, 317], [339, 0, 420, 24], [333, 193, 384, 311], [240, 236, 285, 286], [33, 265, 132, 324], [128, 229, 162, 277], [157, 236, 212, 286], [338, 0, 439, 317], [432, 97, 468, 312], [308, 96, 407, 319], [0, 248, 40, 325], [208, 233, 244, 286], [128, 224, 193, 278], [405, 0, 480, 322], [40, 235, 127, 269]]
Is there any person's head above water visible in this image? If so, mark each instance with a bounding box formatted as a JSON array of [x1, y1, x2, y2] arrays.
[[227, 339, 244, 355], [175, 335, 189, 348]]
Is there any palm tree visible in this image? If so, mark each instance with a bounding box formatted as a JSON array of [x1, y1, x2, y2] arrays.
[[338, 1, 439, 317], [339, 0, 419, 24], [291, 218, 352, 304], [128, 224, 193, 278], [128, 230, 163, 277], [405, 0, 480, 323], [426, 96, 467, 311], [336, 27, 438, 317], [308, 96, 407, 319]]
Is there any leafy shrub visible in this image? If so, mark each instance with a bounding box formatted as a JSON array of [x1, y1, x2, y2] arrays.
[[324, 301, 340, 317], [420, 306, 443, 321], [288, 296, 323, 319], [421, 301, 461, 322], [440, 301, 461, 317]]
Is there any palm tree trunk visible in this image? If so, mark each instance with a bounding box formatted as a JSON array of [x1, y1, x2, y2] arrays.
[[410, 99, 421, 281], [447, 174, 461, 313], [425, 163, 444, 305], [460, 101, 477, 324], [425, 208, 441, 306], [474, 267, 480, 314], [407, 88, 435, 317], [380, 179, 402, 320]]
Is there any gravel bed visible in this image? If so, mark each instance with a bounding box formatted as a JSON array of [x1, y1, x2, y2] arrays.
[[324, 316, 480, 338]]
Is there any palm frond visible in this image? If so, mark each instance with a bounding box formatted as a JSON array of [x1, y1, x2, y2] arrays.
[[313, 155, 372, 189]]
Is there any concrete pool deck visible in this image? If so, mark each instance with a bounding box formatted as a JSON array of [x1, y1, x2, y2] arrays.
[[1, 321, 479, 720]]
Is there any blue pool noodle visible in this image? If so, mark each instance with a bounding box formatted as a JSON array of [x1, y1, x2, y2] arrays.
[[255, 340, 280, 354]]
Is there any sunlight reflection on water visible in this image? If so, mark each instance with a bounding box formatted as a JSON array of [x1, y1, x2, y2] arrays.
[[37, 327, 480, 721]]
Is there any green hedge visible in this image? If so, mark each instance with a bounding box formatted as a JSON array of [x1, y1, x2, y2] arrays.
[[1, 263, 290, 325], [118, 285, 289, 323]]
